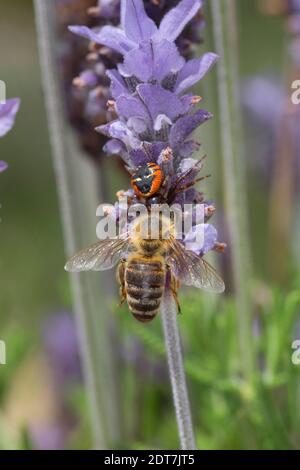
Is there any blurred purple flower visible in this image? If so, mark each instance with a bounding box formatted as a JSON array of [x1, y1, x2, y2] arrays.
[[288, 0, 300, 14], [243, 75, 300, 185], [30, 424, 70, 451], [27, 312, 82, 450], [0, 161, 8, 173], [43, 311, 82, 386], [264, 0, 300, 63], [123, 337, 168, 383], [55, 0, 114, 161], [242, 76, 284, 177]]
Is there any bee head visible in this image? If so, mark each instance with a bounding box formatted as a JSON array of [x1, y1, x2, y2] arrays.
[[132, 214, 173, 242]]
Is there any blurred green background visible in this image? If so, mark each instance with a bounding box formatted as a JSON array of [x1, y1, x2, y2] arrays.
[[0, 0, 299, 450]]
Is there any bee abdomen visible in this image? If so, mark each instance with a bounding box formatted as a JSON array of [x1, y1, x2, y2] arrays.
[[125, 259, 165, 323], [127, 284, 163, 300], [127, 297, 160, 323]]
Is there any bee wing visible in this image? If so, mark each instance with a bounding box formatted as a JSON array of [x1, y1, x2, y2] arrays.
[[167, 237, 225, 294], [65, 236, 130, 272]]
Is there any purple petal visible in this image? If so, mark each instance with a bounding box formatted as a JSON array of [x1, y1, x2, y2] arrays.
[[0, 98, 20, 138], [180, 157, 201, 173], [129, 142, 168, 167], [97, 120, 140, 148], [97, 120, 127, 139], [137, 83, 187, 121], [185, 223, 218, 255], [154, 115, 172, 132], [177, 158, 203, 186], [178, 140, 200, 158], [106, 70, 129, 99], [151, 40, 185, 80], [103, 139, 125, 155], [127, 117, 148, 134], [120, 44, 153, 80], [121, 0, 157, 42], [0, 161, 8, 173], [121, 39, 185, 82], [116, 94, 149, 121], [170, 109, 213, 148], [174, 188, 198, 205], [78, 70, 98, 88], [184, 188, 198, 203], [157, 0, 202, 42], [97, 0, 120, 18], [129, 148, 150, 167], [175, 53, 219, 94], [68, 25, 135, 54], [180, 93, 195, 114]]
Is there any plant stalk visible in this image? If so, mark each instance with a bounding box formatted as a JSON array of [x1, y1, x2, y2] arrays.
[[161, 288, 196, 450], [211, 0, 254, 380], [34, 0, 122, 448]]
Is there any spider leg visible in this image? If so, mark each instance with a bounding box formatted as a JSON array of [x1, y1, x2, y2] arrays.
[[174, 174, 211, 195], [167, 156, 208, 202]]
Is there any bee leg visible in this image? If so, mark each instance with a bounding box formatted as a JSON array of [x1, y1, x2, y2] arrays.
[[117, 260, 127, 307], [169, 272, 182, 314]]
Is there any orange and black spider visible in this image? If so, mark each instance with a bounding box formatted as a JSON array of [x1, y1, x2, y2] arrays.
[[131, 162, 163, 198], [131, 159, 210, 203]]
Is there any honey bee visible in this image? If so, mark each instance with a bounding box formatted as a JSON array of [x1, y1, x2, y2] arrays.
[[65, 214, 225, 322]]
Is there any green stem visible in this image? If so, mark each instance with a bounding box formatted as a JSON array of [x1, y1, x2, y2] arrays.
[[34, 0, 122, 448], [211, 0, 254, 380], [161, 289, 196, 450]]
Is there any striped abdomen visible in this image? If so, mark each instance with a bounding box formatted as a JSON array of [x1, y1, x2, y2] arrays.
[[125, 257, 165, 322]]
